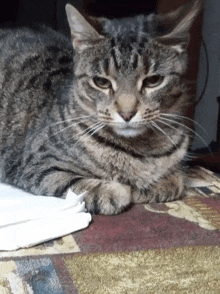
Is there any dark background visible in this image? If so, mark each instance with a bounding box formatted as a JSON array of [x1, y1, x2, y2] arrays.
[[0, 0, 158, 29]]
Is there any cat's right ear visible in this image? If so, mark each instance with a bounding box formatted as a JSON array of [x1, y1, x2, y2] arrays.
[[156, 0, 202, 52], [65, 4, 104, 51]]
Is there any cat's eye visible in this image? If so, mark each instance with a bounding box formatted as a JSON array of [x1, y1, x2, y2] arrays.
[[93, 76, 112, 89], [142, 75, 164, 88]]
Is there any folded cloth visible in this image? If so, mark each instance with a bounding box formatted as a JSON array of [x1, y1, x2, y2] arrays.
[[0, 183, 92, 251]]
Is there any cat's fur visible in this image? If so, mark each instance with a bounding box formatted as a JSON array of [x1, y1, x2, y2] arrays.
[[0, 1, 202, 214]]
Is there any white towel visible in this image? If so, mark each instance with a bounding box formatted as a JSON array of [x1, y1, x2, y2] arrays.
[[0, 183, 92, 251]]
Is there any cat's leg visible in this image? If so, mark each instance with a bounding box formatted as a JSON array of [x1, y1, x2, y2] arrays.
[[72, 179, 131, 215], [3, 150, 131, 215], [132, 170, 186, 204], [7, 162, 131, 214]]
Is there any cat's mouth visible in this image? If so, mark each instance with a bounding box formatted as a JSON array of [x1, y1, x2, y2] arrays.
[[112, 124, 145, 137]]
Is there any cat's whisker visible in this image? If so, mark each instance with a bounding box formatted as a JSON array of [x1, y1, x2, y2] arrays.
[[73, 124, 104, 147], [157, 118, 182, 133], [89, 124, 105, 136], [98, 116, 113, 121], [72, 122, 103, 146], [65, 122, 100, 142], [86, 122, 104, 135], [156, 119, 198, 155], [51, 118, 93, 136], [184, 152, 197, 160], [159, 116, 211, 153], [50, 115, 92, 127], [160, 113, 208, 135], [54, 120, 91, 135], [181, 155, 196, 162], [77, 122, 101, 138], [150, 121, 177, 147]]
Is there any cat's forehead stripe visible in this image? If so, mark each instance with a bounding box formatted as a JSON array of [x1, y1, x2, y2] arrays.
[[103, 58, 109, 76], [130, 52, 139, 70], [108, 38, 144, 72], [110, 47, 120, 71]]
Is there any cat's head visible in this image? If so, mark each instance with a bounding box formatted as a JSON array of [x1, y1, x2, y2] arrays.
[[66, 0, 202, 138]]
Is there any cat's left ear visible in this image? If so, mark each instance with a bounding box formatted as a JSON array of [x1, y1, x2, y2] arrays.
[[65, 4, 104, 51], [157, 0, 202, 52]]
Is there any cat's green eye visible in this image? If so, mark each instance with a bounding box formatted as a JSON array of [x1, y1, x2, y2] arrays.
[[142, 75, 164, 88], [93, 76, 112, 89]]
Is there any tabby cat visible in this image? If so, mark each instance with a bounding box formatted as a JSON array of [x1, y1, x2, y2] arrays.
[[0, 0, 202, 214]]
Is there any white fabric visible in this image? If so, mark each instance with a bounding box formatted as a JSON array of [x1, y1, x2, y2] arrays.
[[0, 184, 92, 251]]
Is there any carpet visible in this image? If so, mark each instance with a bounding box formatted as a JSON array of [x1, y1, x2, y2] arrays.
[[0, 166, 220, 293]]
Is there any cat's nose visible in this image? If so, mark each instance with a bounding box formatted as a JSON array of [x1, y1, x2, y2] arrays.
[[118, 111, 137, 122]]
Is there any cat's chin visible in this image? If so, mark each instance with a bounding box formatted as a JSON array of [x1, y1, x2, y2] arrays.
[[112, 126, 145, 137]]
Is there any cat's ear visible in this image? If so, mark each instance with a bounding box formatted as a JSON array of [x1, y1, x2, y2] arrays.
[[65, 4, 104, 51], [157, 0, 202, 52]]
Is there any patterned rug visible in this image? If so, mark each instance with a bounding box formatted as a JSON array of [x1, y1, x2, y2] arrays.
[[1, 166, 220, 293]]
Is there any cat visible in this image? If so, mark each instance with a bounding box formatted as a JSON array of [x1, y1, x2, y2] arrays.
[[0, 0, 202, 214]]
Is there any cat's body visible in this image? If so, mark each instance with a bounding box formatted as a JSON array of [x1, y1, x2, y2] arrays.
[[0, 1, 201, 214]]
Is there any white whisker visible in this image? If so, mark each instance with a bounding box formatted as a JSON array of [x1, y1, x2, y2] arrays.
[[50, 115, 92, 127], [63, 122, 100, 143], [89, 124, 105, 136], [150, 121, 177, 147], [160, 113, 208, 135], [52, 117, 92, 136], [77, 122, 101, 138], [73, 122, 103, 146], [157, 118, 182, 133], [184, 153, 197, 160], [159, 116, 211, 152]]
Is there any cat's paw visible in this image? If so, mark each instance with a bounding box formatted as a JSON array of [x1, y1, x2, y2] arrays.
[[149, 171, 186, 203], [132, 171, 186, 204], [72, 179, 131, 215]]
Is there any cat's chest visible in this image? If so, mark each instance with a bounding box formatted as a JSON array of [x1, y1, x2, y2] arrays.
[[104, 150, 169, 187], [86, 139, 175, 188]]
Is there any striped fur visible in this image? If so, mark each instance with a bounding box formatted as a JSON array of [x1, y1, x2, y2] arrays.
[[0, 1, 202, 214]]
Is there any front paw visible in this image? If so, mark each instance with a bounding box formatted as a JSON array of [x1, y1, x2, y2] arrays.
[[72, 179, 131, 215], [132, 171, 186, 204]]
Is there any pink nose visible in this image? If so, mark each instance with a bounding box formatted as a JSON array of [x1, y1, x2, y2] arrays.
[[118, 111, 137, 122]]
